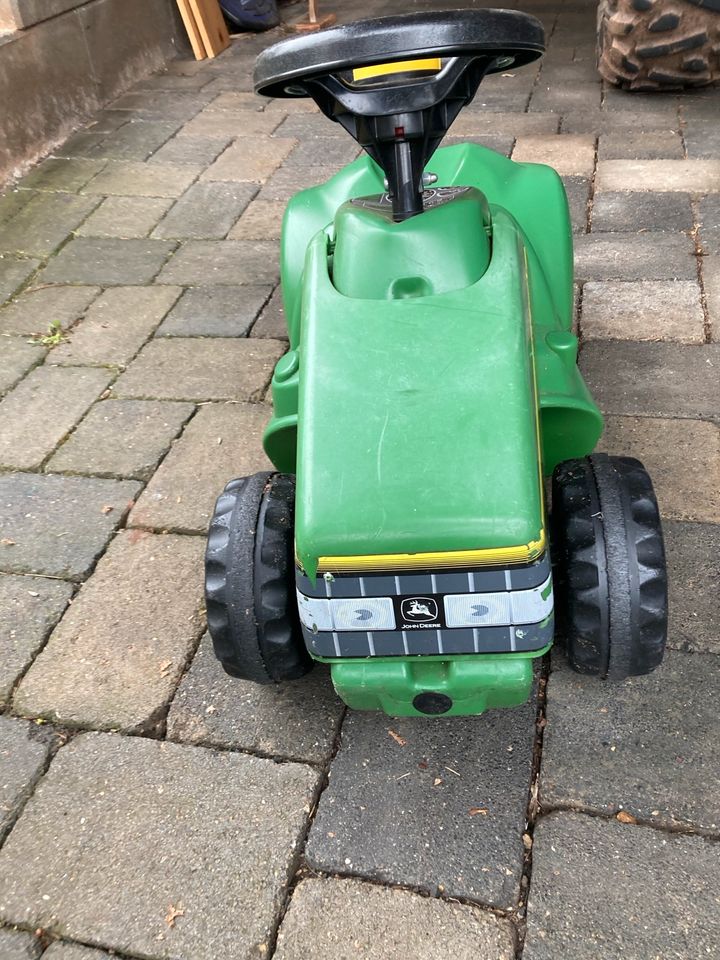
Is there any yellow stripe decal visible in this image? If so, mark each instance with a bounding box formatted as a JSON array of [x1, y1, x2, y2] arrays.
[[352, 58, 442, 82], [317, 531, 546, 574]]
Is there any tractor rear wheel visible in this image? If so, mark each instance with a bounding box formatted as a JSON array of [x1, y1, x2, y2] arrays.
[[598, 0, 720, 89]]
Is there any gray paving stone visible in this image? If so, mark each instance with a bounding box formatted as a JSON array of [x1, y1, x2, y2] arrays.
[[80, 161, 202, 198], [202, 138, 297, 183], [0, 189, 34, 226], [706, 254, 720, 343], [0, 716, 52, 842], [274, 878, 515, 960], [83, 120, 181, 161], [681, 96, 720, 124], [48, 285, 181, 366], [14, 532, 204, 732], [598, 129, 684, 160], [227, 199, 285, 240], [0, 286, 100, 336], [0, 472, 140, 580], [257, 165, 343, 202], [47, 399, 194, 480], [0, 733, 318, 960], [75, 196, 174, 238], [529, 82, 601, 114], [204, 91, 264, 113], [180, 109, 281, 139], [591, 191, 693, 233], [524, 812, 720, 960], [273, 113, 352, 140], [580, 281, 704, 343], [305, 703, 537, 909], [603, 89, 680, 118], [149, 134, 230, 166], [598, 416, 720, 524], [0, 366, 112, 470], [0, 574, 73, 708], [595, 159, 720, 194], [41, 944, 111, 960], [512, 135, 595, 177], [167, 634, 343, 763], [664, 520, 720, 656], [114, 337, 284, 402], [574, 233, 696, 282], [446, 111, 560, 138], [0, 928, 42, 960], [251, 287, 287, 339], [0, 256, 40, 304], [54, 130, 108, 159], [699, 195, 720, 244], [561, 112, 678, 135], [443, 134, 515, 157], [19, 159, 107, 193], [683, 119, 720, 160], [542, 653, 720, 831], [580, 342, 720, 419], [157, 284, 271, 337], [152, 182, 258, 240], [158, 240, 280, 286], [109, 90, 213, 119], [561, 177, 590, 234], [129, 401, 272, 533], [287, 138, 361, 169], [39, 238, 176, 286], [0, 194, 99, 257], [0, 337, 45, 395]]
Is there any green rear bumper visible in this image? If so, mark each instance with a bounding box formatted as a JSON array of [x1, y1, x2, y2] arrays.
[[327, 648, 548, 716]]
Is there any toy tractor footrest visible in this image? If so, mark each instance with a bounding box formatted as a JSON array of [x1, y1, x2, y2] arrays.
[[331, 655, 539, 716]]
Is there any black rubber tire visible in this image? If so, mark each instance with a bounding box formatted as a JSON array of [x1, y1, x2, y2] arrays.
[[204, 471, 311, 684], [551, 454, 667, 679], [597, 0, 720, 89]]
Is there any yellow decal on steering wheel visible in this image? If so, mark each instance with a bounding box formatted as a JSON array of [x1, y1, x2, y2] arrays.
[[352, 58, 442, 82]]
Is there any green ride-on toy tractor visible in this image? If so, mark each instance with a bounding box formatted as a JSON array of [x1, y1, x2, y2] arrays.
[[204, 9, 668, 718]]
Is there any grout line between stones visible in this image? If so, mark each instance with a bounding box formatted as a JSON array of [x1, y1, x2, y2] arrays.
[[264, 703, 349, 958], [513, 653, 550, 958], [539, 798, 720, 844], [688, 196, 712, 344], [286, 862, 517, 929]]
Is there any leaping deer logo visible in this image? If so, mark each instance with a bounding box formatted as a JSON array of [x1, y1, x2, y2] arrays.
[[408, 599, 432, 617], [401, 597, 438, 622]]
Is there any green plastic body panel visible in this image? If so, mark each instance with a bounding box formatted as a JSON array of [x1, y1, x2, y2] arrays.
[[328, 647, 549, 716], [264, 143, 602, 482], [293, 204, 542, 574], [261, 142, 603, 717], [332, 187, 492, 299]]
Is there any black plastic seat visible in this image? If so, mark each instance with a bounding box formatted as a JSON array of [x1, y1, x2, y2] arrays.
[[254, 9, 544, 98]]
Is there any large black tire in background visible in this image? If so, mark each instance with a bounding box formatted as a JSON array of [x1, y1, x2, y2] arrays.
[[551, 454, 668, 679], [205, 472, 311, 684], [598, 0, 720, 89]]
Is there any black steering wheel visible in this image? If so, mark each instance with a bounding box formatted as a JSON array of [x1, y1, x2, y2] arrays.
[[254, 10, 545, 222], [254, 9, 544, 102]]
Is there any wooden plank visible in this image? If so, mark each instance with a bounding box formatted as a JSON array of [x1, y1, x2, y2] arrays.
[[187, 0, 230, 58], [176, 0, 207, 60]]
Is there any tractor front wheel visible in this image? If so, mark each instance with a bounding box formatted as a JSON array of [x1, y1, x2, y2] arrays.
[[205, 472, 311, 684], [551, 453, 667, 679]]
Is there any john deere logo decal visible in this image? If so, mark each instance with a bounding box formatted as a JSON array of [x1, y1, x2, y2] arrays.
[[401, 597, 438, 622]]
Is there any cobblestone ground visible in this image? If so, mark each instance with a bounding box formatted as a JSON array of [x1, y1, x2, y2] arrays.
[[1, 0, 719, 957]]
